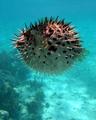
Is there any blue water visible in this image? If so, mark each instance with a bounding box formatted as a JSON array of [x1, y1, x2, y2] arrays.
[[0, 0, 96, 120]]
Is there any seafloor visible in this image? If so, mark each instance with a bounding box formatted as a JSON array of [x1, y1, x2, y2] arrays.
[[0, 0, 96, 120]]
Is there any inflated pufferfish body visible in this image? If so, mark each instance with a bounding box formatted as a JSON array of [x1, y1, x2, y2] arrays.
[[14, 17, 84, 74]]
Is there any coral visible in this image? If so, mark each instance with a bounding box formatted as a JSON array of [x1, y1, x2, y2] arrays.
[[14, 17, 85, 74], [26, 89, 45, 120], [15, 80, 45, 120], [0, 50, 32, 119], [0, 81, 20, 120], [0, 50, 46, 119], [0, 50, 30, 86], [0, 110, 9, 120]]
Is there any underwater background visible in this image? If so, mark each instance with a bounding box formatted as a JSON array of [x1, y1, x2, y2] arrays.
[[0, 0, 96, 120]]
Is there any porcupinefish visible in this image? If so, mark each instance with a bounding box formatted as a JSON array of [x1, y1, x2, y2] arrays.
[[13, 17, 85, 74]]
